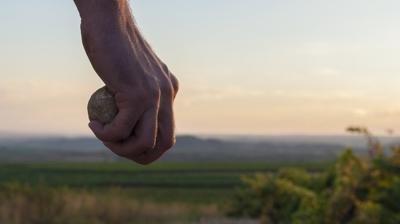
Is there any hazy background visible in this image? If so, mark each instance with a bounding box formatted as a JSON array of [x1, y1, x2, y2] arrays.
[[1, 0, 400, 136], [1, 2, 400, 223]]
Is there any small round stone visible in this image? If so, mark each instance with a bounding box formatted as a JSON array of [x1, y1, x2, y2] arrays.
[[87, 86, 118, 124]]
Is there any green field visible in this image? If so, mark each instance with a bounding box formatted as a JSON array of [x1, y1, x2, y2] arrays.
[[0, 161, 330, 204], [0, 161, 333, 223]]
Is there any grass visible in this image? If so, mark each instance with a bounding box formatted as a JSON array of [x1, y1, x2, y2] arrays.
[[0, 183, 220, 224], [0, 161, 331, 223], [0, 161, 330, 204]]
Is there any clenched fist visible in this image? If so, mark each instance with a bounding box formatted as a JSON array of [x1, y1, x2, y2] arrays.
[[74, 0, 179, 165]]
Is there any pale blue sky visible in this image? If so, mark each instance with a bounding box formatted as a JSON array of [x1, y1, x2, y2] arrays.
[[1, 0, 400, 136]]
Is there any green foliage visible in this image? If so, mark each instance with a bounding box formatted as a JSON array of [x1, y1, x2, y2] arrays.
[[227, 148, 400, 223]]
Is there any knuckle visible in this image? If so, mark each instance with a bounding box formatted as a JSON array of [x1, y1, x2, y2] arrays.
[[170, 75, 179, 94], [158, 80, 174, 97], [160, 63, 170, 74], [159, 137, 176, 151], [159, 63, 178, 94]]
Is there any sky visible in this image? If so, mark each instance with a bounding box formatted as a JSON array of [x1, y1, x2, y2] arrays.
[[1, 0, 400, 136]]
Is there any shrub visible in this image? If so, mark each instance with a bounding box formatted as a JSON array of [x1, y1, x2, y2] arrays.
[[227, 148, 400, 224]]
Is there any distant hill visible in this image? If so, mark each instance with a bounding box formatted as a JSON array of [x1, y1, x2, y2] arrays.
[[0, 134, 384, 163]]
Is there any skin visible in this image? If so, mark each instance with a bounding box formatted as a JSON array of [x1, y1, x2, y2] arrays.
[[73, 0, 179, 165]]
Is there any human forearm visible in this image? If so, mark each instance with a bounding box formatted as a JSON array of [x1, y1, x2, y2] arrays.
[[74, 0, 153, 92], [74, 0, 122, 21], [74, 0, 143, 49], [74, 0, 179, 165]]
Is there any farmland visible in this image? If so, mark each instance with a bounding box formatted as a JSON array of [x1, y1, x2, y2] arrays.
[[0, 161, 329, 204], [0, 161, 331, 224]]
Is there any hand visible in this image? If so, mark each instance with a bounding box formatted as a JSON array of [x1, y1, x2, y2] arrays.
[[74, 0, 179, 164]]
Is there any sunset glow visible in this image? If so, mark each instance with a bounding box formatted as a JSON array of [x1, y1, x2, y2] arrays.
[[1, 0, 400, 136]]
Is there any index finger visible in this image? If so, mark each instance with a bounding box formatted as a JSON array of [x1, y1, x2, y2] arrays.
[[89, 108, 142, 142]]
